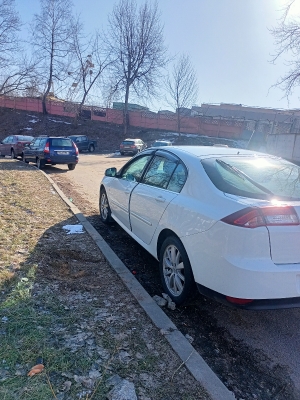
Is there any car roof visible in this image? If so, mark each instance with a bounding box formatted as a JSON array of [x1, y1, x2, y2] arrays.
[[154, 145, 271, 160]]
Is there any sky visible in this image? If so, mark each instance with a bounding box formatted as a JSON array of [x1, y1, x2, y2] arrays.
[[14, 0, 300, 112]]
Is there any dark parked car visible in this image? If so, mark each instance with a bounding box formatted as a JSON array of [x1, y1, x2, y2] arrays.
[[23, 136, 79, 170], [120, 138, 147, 155], [0, 135, 34, 159], [67, 135, 97, 152], [152, 140, 172, 147]]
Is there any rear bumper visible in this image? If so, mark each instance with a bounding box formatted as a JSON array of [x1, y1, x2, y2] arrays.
[[45, 156, 78, 164], [181, 222, 300, 301], [196, 283, 300, 310]]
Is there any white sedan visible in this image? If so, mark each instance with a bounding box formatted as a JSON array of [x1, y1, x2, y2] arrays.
[[99, 146, 300, 309]]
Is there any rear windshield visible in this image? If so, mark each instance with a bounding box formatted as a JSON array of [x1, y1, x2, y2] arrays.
[[51, 138, 73, 148], [122, 141, 135, 145], [153, 141, 167, 146], [17, 135, 34, 141], [201, 156, 300, 201]]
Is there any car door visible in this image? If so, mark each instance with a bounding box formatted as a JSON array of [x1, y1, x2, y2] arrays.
[[107, 154, 153, 229], [81, 136, 89, 151], [129, 152, 182, 245]]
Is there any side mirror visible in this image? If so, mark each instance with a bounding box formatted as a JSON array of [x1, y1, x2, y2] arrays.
[[105, 167, 117, 177], [24, 143, 29, 148]]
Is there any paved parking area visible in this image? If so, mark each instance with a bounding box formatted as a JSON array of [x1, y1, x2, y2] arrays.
[[49, 153, 131, 208]]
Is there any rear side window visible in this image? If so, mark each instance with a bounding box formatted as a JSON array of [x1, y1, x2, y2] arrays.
[[143, 156, 177, 189], [167, 163, 187, 192], [51, 138, 73, 148]]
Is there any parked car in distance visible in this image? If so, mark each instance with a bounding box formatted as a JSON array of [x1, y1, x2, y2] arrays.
[[120, 138, 147, 155], [100, 145, 300, 310], [67, 135, 97, 153], [0, 135, 34, 159], [23, 136, 79, 170], [152, 140, 172, 147]]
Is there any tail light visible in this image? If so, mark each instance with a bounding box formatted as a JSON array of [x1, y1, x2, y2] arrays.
[[73, 142, 79, 155], [221, 206, 299, 228], [44, 141, 50, 153]]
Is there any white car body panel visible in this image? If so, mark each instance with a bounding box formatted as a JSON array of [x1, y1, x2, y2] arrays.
[[106, 177, 137, 230], [101, 145, 300, 304], [130, 183, 177, 244]]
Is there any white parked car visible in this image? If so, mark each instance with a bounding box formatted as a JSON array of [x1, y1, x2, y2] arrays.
[[99, 146, 300, 309]]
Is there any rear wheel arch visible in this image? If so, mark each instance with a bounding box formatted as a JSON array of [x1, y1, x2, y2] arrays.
[[157, 228, 179, 260], [158, 233, 197, 305]]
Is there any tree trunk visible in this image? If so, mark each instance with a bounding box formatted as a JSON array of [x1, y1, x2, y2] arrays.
[[177, 111, 181, 137], [42, 93, 48, 115], [124, 84, 130, 137]]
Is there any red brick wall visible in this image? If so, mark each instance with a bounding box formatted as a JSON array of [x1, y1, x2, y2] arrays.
[[0, 96, 244, 139]]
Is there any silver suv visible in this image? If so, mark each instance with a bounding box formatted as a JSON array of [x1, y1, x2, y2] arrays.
[[120, 138, 147, 155]]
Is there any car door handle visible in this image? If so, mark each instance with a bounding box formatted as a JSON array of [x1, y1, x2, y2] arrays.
[[155, 196, 166, 203]]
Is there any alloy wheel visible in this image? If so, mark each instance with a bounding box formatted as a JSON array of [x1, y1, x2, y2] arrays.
[[100, 192, 109, 220], [162, 244, 185, 296]]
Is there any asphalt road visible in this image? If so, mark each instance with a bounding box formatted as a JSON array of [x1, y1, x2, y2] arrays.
[[48, 153, 300, 399]]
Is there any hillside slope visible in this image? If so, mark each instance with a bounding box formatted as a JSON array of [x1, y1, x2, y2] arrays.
[[0, 107, 242, 152]]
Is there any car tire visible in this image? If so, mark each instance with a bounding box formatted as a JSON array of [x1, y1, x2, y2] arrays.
[[11, 149, 16, 159], [120, 151, 124, 155], [88, 145, 95, 152], [159, 236, 196, 305], [99, 187, 112, 224], [36, 158, 44, 169], [22, 153, 29, 163], [68, 164, 76, 170]]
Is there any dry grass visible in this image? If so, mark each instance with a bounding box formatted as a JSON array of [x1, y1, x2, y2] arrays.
[[0, 158, 210, 400]]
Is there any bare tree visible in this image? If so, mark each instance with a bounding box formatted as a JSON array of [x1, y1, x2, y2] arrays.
[[69, 21, 112, 116], [106, 0, 167, 136], [165, 54, 198, 135], [270, 0, 300, 100], [30, 0, 75, 114], [0, 0, 36, 95], [0, 0, 21, 69], [0, 57, 36, 96]]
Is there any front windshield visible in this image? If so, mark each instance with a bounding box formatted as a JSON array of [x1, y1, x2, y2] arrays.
[[201, 155, 300, 200]]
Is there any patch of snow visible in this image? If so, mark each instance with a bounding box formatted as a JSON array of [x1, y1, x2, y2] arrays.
[[48, 118, 71, 125], [28, 119, 38, 123], [62, 224, 84, 235], [23, 127, 33, 130]]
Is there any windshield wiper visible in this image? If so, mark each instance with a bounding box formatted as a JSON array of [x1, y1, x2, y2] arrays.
[[216, 159, 274, 195]]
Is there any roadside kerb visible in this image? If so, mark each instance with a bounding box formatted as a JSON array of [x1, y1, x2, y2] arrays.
[[48, 176, 236, 400]]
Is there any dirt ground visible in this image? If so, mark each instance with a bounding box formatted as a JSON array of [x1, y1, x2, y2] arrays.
[[0, 158, 211, 400], [45, 155, 300, 400]]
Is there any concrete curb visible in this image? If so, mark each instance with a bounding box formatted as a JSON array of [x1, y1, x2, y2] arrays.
[[46, 174, 235, 400]]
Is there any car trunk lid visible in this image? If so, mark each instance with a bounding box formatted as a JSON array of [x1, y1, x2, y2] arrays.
[[268, 204, 300, 264]]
